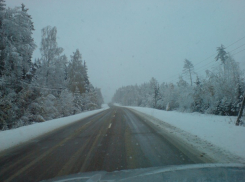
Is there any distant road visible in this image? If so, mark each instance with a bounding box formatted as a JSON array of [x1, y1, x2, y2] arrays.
[[0, 106, 204, 182]]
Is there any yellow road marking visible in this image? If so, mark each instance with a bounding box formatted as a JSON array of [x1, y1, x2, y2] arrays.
[[4, 111, 109, 182]]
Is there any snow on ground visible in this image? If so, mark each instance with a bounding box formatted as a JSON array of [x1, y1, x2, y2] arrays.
[[0, 104, 109, 152], [124, 106, 245, 162]]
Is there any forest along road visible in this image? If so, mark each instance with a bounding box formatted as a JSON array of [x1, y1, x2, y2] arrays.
[[0, 106, 205, 182]]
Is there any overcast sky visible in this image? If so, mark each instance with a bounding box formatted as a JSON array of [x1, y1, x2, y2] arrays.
[[6, 0, 245, 102]]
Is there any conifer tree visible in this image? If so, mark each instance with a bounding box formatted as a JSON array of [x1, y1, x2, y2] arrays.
[[183, 59, 194, 86], [68, 49, 85, 94], [0, 0, 6, 76]]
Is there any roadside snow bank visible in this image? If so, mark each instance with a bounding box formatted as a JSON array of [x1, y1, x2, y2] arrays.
[[125, 106, 245, 161], [0, 104, 109, 152]]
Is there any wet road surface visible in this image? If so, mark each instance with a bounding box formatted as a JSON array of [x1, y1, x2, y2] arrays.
[[0, 107, 202, 182]]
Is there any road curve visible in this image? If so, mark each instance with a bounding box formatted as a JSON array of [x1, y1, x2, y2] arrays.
[[0, 106, 203, 182]]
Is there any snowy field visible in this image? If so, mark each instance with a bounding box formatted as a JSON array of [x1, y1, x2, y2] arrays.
[[0, 104, 109, 152], [124, 106, 245, 162]]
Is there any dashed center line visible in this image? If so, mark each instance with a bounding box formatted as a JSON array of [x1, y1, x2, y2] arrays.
[[108, 123, 112, 128]]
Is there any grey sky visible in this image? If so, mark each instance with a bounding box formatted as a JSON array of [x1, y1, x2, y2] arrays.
[[6, 0, 245, 102]]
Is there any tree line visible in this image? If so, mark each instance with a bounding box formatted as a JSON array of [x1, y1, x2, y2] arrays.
[[0, 1, 103, 130], [112, 45, 244, 122]]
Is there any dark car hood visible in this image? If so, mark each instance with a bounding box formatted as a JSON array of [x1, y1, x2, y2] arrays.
[[41, 163, 245, 182]]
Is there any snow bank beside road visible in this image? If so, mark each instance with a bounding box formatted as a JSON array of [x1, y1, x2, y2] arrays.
[[125, 106, 245, 161], [0, 104, 109, 152]]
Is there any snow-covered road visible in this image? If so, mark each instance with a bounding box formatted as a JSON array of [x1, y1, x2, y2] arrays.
[[124, 106, 245, 163], [0, 104, 109, 152]]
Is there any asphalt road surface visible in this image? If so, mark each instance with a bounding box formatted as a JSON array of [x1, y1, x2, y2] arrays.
[[0, 107, 204, 182]]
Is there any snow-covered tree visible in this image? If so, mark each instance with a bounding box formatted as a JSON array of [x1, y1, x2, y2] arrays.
[[176, 76, 194, 111], [183, 59, 194, 86], [215, 44, 228, 73], [0, 0, 6, 77], [56, 89, 75, 117], [150, 77, 160, 108], [0, 3, 103, 130], [95, 88, 104, 108], [1, 5, 36, 85], [67, 49, 86, 94], [83, 61, 90, 92], [215, 44, 228, 64], [38, 26, 63, 87], [112, 45, 244, 118], [82, 84, 99, 110], [0, 3, 37, 130]]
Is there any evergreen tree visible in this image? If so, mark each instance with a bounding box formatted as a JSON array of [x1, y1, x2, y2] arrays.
[[183, 59, 194, 86], [0, 3, 103, 130], [215, 44, 228, 64], [95, 88, 104, 108], [0, 0, 6, 77], [150, 77, 160, 108], [215, 44, 228, 73], [1, 5, 36, 86], [68, 49, 85, 94], [83, 61, 89, 92], [73, 86, 82, 113]]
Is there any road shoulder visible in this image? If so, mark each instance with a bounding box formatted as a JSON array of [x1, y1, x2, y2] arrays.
[[127, 108, 245, 164], [0, 106, 109, 154]]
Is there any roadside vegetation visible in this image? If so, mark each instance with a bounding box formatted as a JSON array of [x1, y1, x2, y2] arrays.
[[112, 45, 245, 124], [0, 1, 103, 130]]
